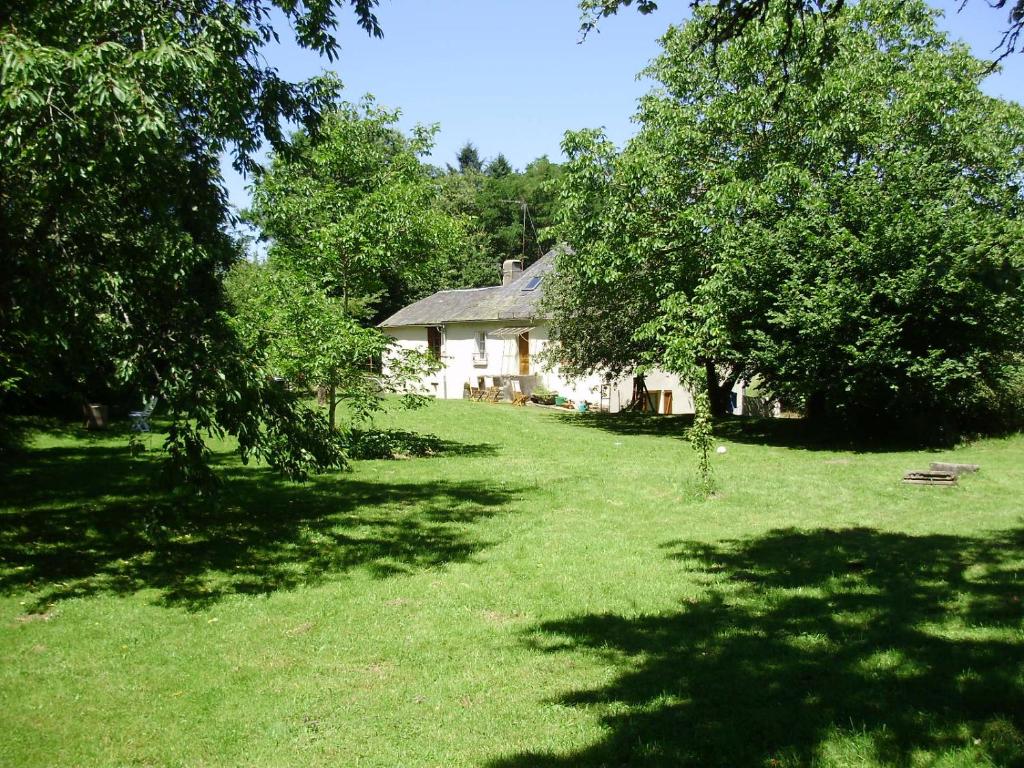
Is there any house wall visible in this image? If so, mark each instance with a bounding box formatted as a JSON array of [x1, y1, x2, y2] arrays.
[[382, 322, 744, 414], [385, 326, 445, 398], [526, 324, 597, 404], [601, 371, 695, 415], [384, 322, 518, 399], [603, 370, 745, 415], [442, 322, 512, 397]]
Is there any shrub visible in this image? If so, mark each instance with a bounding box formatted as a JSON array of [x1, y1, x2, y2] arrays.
[[346, 429, 444, 460]]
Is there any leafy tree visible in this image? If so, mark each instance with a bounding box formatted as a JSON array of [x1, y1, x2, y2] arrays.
[[246, 99, 467, 324], [473, 155, 564, 264], [540, 133, 661, 382], [556, 0, 1024, 436], [688, 388, 715, 494], [581, 0, 1024, 61], [0, 1, 391, 483], [225, 261, 439, 432], [433, 170, 504, 287], [516, 156, 565, 255], [486, 153, 514, 178], [435, 150, 564, 282], [244, 100, 467, 422]]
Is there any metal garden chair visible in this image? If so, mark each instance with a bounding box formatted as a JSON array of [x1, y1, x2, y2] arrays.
[[129, 397, 158, 432]]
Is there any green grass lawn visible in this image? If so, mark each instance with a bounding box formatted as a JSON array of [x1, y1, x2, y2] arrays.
[[2, 400, 1023, 767]]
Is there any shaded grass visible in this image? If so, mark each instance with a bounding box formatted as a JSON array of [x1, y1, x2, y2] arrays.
[[557, 409, 961, 452], [492, 527, 1024, 767], [0, 433, 507, 611], [1, 400, 1022, 767]]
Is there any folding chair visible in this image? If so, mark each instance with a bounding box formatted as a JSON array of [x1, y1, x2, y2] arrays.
[[510, 378, 528, 407], [471, 376, 487, 401], [484, 376, 503, 403], [129, 396, 158, 432]]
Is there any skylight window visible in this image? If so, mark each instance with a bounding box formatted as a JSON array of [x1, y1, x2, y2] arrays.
[[522, 276, 542, 291]]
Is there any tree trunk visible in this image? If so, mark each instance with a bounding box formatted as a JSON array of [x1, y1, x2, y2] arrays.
[[328, 385, 337, 431], [703, 360, 737, 418], [806, 390, 828, 422]]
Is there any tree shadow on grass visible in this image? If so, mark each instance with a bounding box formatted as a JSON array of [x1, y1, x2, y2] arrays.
[[554, 411, 937, 453], [551, 411, 695, 441], [490, 526, 1024, 768], [0, 441, 513, 611]]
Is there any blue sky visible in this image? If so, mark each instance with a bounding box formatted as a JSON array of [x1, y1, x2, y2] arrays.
[[221, 0, 1024, 216]]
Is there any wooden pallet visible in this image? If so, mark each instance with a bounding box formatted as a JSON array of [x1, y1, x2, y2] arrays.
[[903, 470, 957, 486]]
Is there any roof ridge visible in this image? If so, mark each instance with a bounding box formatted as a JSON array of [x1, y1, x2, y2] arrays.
[[434, 285, 500, 294]]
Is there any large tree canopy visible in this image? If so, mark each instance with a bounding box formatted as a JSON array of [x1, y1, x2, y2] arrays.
[[0, 1, 385, 480], [246, 100, 467, 323], [241, 102, 460, 429], [582, 0, 1024, 60], [554, 0, 1024, 437]]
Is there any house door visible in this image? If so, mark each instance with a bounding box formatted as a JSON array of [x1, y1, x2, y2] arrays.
[[427, 326, 442, 360], [518, 332, 530, 375]]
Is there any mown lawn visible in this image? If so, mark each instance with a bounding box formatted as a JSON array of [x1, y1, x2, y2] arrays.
[[1, 400, 1023, 767]]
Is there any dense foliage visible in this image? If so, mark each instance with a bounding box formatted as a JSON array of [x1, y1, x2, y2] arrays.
[[0, 0, 388, 482], [582, 0, 1024, 60], [238, 103, 455, 429], [246, 100, 469, 323], [225, 259, 439, 432], [553, 0, 1024, 437], [437, 146, 564, 280]]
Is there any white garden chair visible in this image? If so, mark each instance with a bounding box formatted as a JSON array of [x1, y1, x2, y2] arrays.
[[129, 397, 158, 432]]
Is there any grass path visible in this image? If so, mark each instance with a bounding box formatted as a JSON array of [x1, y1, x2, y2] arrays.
[[2, 401, 1022, 767]]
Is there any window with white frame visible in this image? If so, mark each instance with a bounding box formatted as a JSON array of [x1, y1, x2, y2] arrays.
[[473, 331, 487, 365]]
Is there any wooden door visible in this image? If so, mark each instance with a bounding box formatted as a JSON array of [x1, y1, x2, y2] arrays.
[[663, 390, 673, 415], [427, 326, 442, 360], [518, 332, 530, 375]]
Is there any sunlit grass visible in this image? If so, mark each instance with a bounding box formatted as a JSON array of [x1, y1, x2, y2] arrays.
[[1, 400, 1022, 766]]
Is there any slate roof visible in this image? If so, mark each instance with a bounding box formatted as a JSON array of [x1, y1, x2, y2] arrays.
[[378, 248, 560, 327]]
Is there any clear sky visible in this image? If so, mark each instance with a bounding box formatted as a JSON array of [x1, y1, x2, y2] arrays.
[[221, 0, 1024, 217]]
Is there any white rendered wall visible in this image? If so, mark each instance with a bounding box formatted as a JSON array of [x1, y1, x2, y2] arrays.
[[604, 371, 696, 414], [440, 322, 511, 397], [383, 327, 444, 397], [383, 322, 744, 414], [527, 324, 605, 405], [383, 322, 602, 402], [604, 370, 745, 414], [383, 323, 523, 400]]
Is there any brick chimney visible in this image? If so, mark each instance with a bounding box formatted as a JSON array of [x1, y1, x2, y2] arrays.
[[502, 259, 523, 285]]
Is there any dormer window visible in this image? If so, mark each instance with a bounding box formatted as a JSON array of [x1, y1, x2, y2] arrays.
[[522, 276, 542, 291]]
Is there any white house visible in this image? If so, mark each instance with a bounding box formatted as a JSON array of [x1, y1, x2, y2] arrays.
[[379, 248, 743, 414]]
